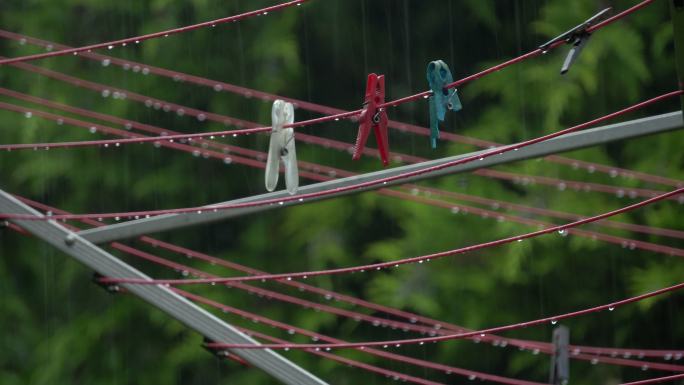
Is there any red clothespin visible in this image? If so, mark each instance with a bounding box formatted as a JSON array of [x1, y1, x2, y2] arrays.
[[353, 73, 389, 166]]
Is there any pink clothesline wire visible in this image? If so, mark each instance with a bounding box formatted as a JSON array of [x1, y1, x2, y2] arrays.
[[99, 186, 684, 286], [1, 89, 680, 221], [15, 195, 684, 368], [3, 90, 682, 257], [203, 280, 684, 350], [4, 27, 679, 188], [0, 0, 308, 66], [3, 63, 676, 203]]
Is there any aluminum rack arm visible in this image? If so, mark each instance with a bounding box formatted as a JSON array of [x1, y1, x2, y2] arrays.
[[0, 190, 328, 385], [78, 111, 683, 244]]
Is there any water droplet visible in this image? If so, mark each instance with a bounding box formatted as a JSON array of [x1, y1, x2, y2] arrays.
[[665, 353, 673, 360], [101, 89, 110, 98], [107, 45, 114, 50], [608, 306, 615, 311], [142, 67, 150, 75], [89, 126, 98, 134], [641, 365, 649, 371], [24, 112, 32, 118], [197, 114, 206, 121], [558, 229, 568, 237], [591, 358, 599, 365], [101, 59, 111, 67], [469, 375, 476, 381], [551, 320, 557, 325]]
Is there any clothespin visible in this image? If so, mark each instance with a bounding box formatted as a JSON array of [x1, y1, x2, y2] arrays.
[[539, 8, 612, 75], [353, 73, 389, 166], [426, 60, 462, 149], [549, 325, 570, 385], [202, 337, 251, 367], [265, 100, 298, 195]]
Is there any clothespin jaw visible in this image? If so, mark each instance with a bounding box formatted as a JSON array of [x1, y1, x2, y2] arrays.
[[426, 60, 462, 149], [539, 8, 612, 75], [549, 325, 570, 385], [265, 100, 298, 195], [353, 73, 390, 166]]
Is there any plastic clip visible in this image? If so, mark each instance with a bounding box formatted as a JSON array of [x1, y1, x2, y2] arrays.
[[353, 73, 389, 166], [539, 8, 612, 75], [265, 100, 298, 195], [426, 60, 462, 148]]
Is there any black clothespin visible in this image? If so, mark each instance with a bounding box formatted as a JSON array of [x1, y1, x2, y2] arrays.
[[202, 337, 250, 366], [549, 325, 570, 385], [539, 8, 612, 75], [92, 272, 121, 294]]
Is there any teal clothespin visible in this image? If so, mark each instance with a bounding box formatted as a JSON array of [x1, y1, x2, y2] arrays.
[[426, 60, 462, 148]]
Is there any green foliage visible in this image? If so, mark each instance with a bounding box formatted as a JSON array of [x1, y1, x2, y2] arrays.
[[0, 0, 682, 384]]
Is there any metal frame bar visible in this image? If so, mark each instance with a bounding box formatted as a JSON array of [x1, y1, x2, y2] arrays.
[[0, 190, 328, 385], [77, 111, 683, 244]]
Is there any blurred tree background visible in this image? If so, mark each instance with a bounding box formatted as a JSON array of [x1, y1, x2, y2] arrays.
[[0, 0, 683, 384]]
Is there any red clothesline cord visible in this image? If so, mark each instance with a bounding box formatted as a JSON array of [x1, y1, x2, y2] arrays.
[[15, 196, 684, 367], [0, 1, 307, 66], [2, 217, 466, 385], [382, 190, 684, 257], [621, 373, 684, 385], [0, 0, 682, 191], [6, 210, 680, 385], [2, 89, 680, 221], [204, 280, 684, 350], [230, 327, 450, 385], [0, 84, 677, 208], [407, 186, 684, 239], [174, 290, 542, 385], [5, 31, 679, 188], [5, 94, 684, 356], [3, 89, 682, 256], [0, 85, 678, 209], [2, 65, 674, 205], [144, 240, 684, 364], [101, 185, 684, 286], [11, 206, 545, 385], [119, 233, 684, 373]]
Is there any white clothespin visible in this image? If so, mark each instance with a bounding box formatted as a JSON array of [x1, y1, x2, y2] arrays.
[[265, 100, 298, 195]]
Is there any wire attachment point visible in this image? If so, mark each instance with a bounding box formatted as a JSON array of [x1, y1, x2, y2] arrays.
[[92, 272, 121, 294], [202, 337, 250, 366]]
